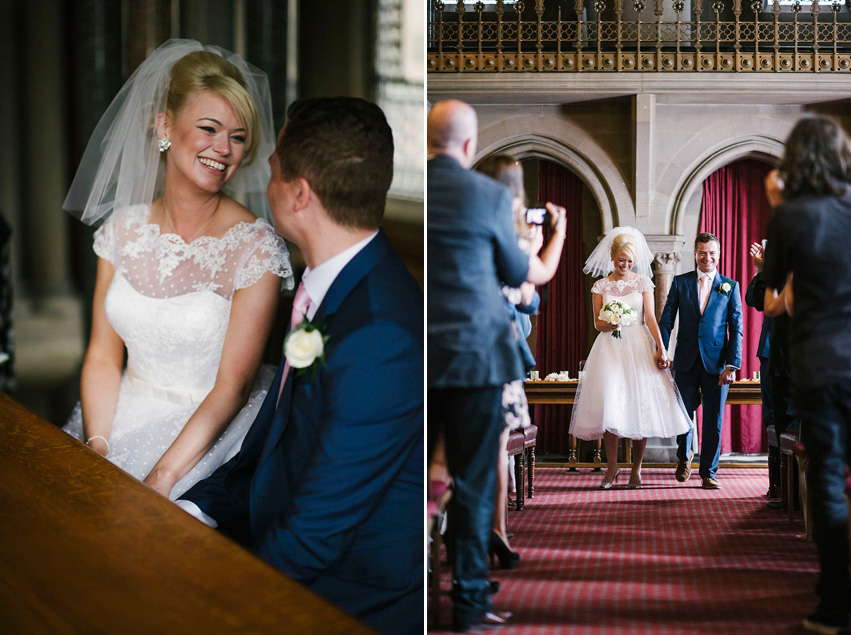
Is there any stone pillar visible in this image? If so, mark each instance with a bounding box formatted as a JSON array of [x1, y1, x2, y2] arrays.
[[652, 251, 681, 319]]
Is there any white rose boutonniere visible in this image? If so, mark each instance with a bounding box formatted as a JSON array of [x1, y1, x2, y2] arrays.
[[718, 281, 732, 296], [284, 318, 330, 377]]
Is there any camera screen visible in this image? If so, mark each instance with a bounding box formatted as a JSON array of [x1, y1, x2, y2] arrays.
[[525, 208, 547, 225]]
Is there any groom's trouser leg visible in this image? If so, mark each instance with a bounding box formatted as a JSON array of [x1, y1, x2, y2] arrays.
[[429, 386, 503, 627], [796, 383, 851, 623], [699, 368, 727, 479], [675, 360, 702, 463]]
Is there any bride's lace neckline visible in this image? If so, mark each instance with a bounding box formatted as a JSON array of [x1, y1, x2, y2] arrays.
[[140, 206, 267, 246], [603, 276, 641, 290], [117, 205, 278, 285]]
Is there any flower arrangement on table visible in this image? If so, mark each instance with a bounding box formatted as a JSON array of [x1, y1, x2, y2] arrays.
[[598, 300, 637, 339]]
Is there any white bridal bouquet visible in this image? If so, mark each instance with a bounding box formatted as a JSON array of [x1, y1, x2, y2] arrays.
[[599, 300, 637, 339]]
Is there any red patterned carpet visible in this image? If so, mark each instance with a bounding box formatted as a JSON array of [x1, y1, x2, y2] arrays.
[[429, 467, 820, 634]]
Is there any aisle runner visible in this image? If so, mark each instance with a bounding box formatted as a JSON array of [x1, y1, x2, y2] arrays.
[[430, 467, 818, 634]]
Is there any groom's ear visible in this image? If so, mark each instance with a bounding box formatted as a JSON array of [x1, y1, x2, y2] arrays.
[[291, 177, 314, 213]]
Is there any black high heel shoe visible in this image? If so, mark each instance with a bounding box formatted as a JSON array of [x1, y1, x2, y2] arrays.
[[489, 531, 520, 570]]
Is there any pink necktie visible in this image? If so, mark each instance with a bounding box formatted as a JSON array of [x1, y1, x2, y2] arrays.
[[698, 274, 710, 314], [276, 281, 311, 406]]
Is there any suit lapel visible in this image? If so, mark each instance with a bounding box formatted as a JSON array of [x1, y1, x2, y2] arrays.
[[260, 231, 391, 454], [685, 271, 700, 316], [702, 273, 724, 316]]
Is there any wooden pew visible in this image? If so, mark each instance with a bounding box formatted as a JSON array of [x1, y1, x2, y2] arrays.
[[0, 392, 372, 633]]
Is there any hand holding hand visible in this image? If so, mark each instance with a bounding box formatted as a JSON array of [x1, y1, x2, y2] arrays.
[[719, 368, 736, 386], [144, 467, 176, 498], [749, 242, 764, 271], [655, 349, 670, 369]]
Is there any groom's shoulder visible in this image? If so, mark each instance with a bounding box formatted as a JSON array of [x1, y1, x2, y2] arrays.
[[673, 271, 695, 283], [335, 246, 422, 336]]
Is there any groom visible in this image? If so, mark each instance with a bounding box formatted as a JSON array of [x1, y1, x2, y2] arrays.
[[659, 232, 743, 489], [177, 97, 423, 634]]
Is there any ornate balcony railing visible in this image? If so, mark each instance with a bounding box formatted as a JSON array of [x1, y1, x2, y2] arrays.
[[427, 0, 851, 72]]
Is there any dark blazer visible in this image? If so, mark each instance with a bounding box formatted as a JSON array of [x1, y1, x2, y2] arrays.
[[427, 154, 529, 388], [659, 270, 743, 374], [182, 231, 423, 634], [745, 272, 772, 361]]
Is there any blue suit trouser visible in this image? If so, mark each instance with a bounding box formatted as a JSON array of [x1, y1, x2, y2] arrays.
[[674, 357, 729, 479], [795, 383, 851, 623], [428, 386, 503, 628]]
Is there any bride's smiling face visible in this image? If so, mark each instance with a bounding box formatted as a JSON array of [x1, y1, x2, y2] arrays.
[[160, 90, 247, 193], [612, 250, 634, 276]]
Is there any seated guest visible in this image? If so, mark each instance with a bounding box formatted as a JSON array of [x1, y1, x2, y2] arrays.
[[178, 97, 423, 635]]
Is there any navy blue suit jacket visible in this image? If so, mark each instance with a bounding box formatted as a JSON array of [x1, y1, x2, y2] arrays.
[[659, 270, 743, 374], [182, 231, 423, 634], [427, 154, 529, 388]]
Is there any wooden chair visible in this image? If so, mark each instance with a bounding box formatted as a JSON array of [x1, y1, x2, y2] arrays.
[[766, 424, 780, 499], [506, 424, 537, 510]]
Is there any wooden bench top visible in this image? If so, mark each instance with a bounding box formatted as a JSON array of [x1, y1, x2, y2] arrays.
[[0, 392, 372, 633]]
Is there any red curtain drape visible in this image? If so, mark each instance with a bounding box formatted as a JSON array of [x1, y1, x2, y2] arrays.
[[699, 158, 773, 454], [533, 161, 586, 455]]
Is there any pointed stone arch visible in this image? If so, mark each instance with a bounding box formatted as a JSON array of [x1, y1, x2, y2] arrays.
[[475, 115, 634, 233], [667, 134, 787, 237]]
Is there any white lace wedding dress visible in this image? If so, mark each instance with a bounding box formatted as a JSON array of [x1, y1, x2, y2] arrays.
[[64, 205, 293, 499], [569, 275, 691, 441]]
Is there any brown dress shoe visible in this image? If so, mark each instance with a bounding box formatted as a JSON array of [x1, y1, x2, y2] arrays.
[[701, 477, 721, 489], [675, 460, 691, 482]]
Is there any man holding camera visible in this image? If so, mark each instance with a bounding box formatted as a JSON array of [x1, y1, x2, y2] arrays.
[[427, 100, 565, 631]]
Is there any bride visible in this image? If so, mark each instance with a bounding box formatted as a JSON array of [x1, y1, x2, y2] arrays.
[[569, 228, 690, 489], [63, 40, 293, 500]]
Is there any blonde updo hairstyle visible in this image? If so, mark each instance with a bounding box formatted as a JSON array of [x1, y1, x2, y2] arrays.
[[165, 51, 261, 165], [610, 233, 637, 264]]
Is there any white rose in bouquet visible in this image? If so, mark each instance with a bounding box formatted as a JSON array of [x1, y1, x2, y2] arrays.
[[599, 300, 637, 339]]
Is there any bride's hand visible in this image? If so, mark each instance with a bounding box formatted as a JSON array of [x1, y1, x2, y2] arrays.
[[655, 349, 669, 369], [144, 468, 176, 498]]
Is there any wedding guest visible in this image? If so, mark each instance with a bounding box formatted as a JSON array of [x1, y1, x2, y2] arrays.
[[762, 114, 851, 634], [475, 153, 544, 569], [428, 100, 565, 631], [179, 97, 423, 634], [570, 229, 691, 489], [659, 232, 743, 489], [747, 240, 799, 508], [62, 40, 292, 499], [745, 241, 774, 430]]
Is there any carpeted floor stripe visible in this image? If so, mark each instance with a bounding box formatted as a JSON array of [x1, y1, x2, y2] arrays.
[[429, 467, 818, 634]]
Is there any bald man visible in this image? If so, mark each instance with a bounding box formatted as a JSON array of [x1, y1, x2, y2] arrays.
[[427, 100, 528, 631]]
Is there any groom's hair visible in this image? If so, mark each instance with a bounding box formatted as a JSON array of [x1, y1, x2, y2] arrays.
[[275, 97, 394, 229], [694, 232, 720, 250]]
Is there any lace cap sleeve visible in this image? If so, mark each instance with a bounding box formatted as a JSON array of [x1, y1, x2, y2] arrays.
[[234, 221, 294, 291], [638, 275, 655, 293], [591, 278, 608, 295], [92, 214, 115, 262]]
